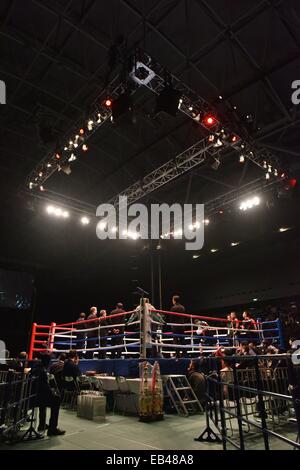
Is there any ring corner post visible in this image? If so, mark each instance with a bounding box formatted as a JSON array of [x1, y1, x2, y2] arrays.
[[28, 322, 37, 360]]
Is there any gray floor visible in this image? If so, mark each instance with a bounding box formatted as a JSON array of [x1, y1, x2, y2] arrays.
[[0, 410, 298, 450]]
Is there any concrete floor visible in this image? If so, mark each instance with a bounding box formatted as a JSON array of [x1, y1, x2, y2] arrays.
[[0, 410, 298, 450]]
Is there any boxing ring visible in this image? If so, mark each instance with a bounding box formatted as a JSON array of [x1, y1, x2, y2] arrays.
[[28, 300, 284, 377]]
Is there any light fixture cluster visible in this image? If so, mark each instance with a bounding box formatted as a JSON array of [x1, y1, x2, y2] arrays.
[[239, 196, 260, 211], [160, 219, 210, 239], [46, 205, 69, 218]]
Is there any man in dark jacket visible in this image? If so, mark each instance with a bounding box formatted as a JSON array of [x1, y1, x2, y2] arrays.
[[108, 302, 125, 359], [86, 306, 99, 359], [170, 295, 187, 358], [32, 353, 65, 436], [76, 312, 87, 357]]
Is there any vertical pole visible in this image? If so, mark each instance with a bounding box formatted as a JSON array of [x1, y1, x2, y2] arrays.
[[217, 360, 227, 450], [150, 243, 155, 307], [158, 251, 162, 310], [254, 356, 270, 450], [140, 297, 147, 360], [28, 323, 37, 360], [232, 360, 245, 450], [49, 322, 56, 355]]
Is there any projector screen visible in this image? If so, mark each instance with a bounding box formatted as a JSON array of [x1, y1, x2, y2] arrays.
[[0, 269, 34, 310]]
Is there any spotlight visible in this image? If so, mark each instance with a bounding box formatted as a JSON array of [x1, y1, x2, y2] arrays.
[[239, 154, 245, 163], [87, 120, 94, 131], [208, 134, 215, 143], [266, 172, 270, 180], [82, 144, 88, 152], [46, 206, 54, 214], [105, 98, 112, 108], [210, 248, 218, 253], [279, 227, 291, 233], [97, 113, 102, 123], [231, 242, 240, 247], [239, 196, 260, 211], [203, 114, 217, 127], [81, 216, 90, 225], [29, 182, 34, 189], [193, 254, 200, 259], [263, 161, 267, 169], [47, 163, 52, 168], [39, 186, 45, 192], [204, 219, 210, 225], [68, 153, 77, 162], [79, 128, 85, 135], [156, 86, 182, 116], [55, 153, 61, 160]]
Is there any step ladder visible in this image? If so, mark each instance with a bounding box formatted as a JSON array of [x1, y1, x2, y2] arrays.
[[163, 375, 203, 417]]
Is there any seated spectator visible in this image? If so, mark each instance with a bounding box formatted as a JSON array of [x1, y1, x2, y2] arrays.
[[63, 350, 81, 383], [49, 353, 66, 391], [31, 353, 65, 436]]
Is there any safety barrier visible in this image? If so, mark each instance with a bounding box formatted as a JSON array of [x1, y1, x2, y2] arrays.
[[0, 371, 40, 443], [195, 354, 300, 450]]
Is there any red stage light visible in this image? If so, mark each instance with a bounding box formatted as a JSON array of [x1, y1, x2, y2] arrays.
[[55, 153, 61, 160], [290, 178, 297, 188], [231, 135, 237, 142], [105, 98, 112, 107], [203, 114, 217, 127], [79, 128, 85, 135]]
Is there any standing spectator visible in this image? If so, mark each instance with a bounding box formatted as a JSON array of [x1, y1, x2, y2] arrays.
[[32, 353, 65, 435], [109, 303, 126, 359], [86, 307, 99, 359], [98, 309, 109, 359], [76, 312, 87, 357], [170, 295, 186, 358]]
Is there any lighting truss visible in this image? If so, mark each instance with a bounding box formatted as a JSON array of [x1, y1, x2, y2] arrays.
[[109, 138, 218, 206], [25, 49, 282, 192]]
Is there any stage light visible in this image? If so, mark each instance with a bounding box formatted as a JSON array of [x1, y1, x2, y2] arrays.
[[193, 254, 200, 259], [189, 106, 193, 111], [266, 172, 270, 180], [105, 98, 112, 107], [268, 165, 272, 173], [203, 114, 217, 127], [46, 205, 54, 214], [54, 208, 62, 216], [239, 154, 245, 163], [279, 227, 291, 233], [218, 95, 223, 100], [253, 298, 258, 302], [47, 163, 52, 168], [81, 216, 90, 225], [87, 120, 94, 131], [68, 153, 77, 162], [74, 142, 78, 148], [210, 248, 218, 253], [79, 128, 85, 135], [55, 153, 61, 160], [231, 242, 240, 247], [263, 161, 267, 169], [178, 98, 183, 109], [274, 169, 278, 176], [82, 144, 88, 152], [290, 178, 297, 188], [208, 134, 215, 143], [97, 113, 101, 123], [39, 186, 45, 192], [231, 135, 238, 143], [62, 211, 69, 218], [29, 182, 34, 189], [204, 219, 210, 225], [239, 196, 260, 211]]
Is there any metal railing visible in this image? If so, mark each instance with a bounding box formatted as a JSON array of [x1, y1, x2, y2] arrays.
[[195, 355, 300, 450]]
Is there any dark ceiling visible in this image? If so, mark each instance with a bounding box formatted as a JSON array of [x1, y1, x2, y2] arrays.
[[0, 0, 300, 294]]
